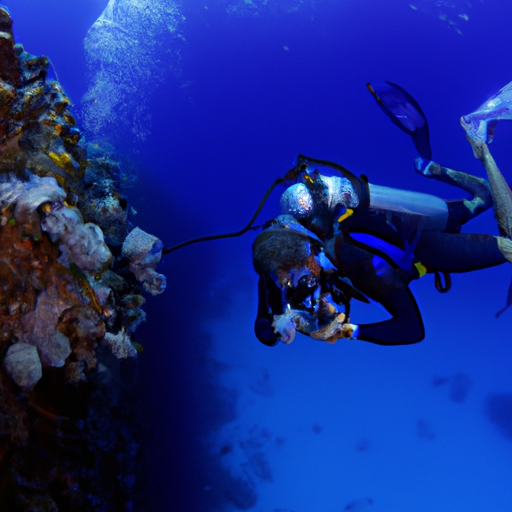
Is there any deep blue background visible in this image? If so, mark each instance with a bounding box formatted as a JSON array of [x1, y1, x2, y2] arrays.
[[8, 0, 512, 510]]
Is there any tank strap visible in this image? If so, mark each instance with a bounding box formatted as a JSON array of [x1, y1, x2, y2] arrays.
[[434, 270, 452, 293]]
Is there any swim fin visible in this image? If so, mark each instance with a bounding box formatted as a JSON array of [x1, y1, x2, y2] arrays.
[[367, 81, 432, 160], [461, 79, 512, 144]]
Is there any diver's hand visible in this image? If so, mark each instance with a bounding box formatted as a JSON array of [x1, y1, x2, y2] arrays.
[[341, 323, 359, 340], [460, 117, 492, 161], [464, 132, 486, 160], [310, 316, 359, 343], [272, 307, 359, 344]]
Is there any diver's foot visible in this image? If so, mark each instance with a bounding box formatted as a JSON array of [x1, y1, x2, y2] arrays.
[[465, 133, 492, 162], [310, 318, 359, 343], [461, 118, 488, 160], [497, 236, 512, 264], [415, 158, 437, 177]]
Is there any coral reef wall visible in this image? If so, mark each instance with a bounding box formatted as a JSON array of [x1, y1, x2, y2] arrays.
[[0, 7, 165, 510]]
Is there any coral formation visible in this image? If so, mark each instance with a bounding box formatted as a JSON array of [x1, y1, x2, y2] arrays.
[[82, 0, 186, 143], [0, 7, 166, 510], [3, 343, 42, 392], [122, 226, 166, 296], [102, 328, 138, 359]]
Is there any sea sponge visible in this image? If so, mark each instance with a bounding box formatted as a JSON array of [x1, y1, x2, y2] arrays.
[[0, 173, 66, 238], [41, 204, 112, 277], [121, 227, 166, 295], [3, 342, 42, 392], [21, 289, 73, 368]]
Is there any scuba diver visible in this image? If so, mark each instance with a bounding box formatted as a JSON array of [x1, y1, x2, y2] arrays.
[[163, 81, 512, 347], [253, 154, 509, 346], [252, 82, 512, 347]]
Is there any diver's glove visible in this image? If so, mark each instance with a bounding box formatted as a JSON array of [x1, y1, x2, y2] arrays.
[[309, 318, 359, 343], [345, 323, 359, 340], [272, 307, 359, 344], [496, 236, 512, 264]]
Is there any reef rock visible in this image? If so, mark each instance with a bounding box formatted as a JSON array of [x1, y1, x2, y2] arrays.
[[3, 342, 42, 392]]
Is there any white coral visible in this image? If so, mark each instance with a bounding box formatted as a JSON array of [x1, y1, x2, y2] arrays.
[[14, 175, 67, 225], [3, 343, 42, 392], [42, 204, 113, 277], [122, 227, 166, 295], [102, 329, 137, 359], [0, 174, 66, 233]]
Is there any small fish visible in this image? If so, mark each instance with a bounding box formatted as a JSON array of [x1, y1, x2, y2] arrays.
[[131, 339, 145, 353]]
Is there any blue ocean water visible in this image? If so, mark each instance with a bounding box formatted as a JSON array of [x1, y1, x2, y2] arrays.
[[9, 0, 512, 510]]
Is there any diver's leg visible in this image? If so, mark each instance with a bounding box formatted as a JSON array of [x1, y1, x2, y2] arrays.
[[415, 231, 506, 272], [463, 132, 512, 238], [415, 158, 492, 225]]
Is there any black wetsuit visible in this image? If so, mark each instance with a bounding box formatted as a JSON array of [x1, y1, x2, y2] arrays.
[[254, 166, 506, 347]]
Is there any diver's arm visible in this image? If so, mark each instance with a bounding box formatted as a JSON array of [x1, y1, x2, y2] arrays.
[[254, 275, 283, 346], [327, 236, 425, 345], [356, 282, 425, 345]]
